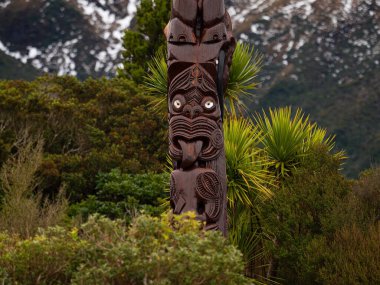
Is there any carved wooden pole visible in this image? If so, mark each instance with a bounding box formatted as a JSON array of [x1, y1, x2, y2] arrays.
[[165, 0, 235, 235]]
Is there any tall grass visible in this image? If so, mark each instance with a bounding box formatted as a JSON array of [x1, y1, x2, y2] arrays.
[[0, 131, 67, 238]]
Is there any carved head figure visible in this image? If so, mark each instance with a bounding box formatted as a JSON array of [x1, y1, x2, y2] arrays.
[[168, 63, 223, 169]]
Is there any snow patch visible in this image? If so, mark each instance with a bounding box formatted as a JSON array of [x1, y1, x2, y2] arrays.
[[343, 0, 353, 13], [0, 40, 29, 63], [251, 23, 264, 34], [281, 0, 317, 20], [0, 0, 11, 8]]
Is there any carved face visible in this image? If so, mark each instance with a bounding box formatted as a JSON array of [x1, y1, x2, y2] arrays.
[[168, 64, 223, 169], [168, 64, 221, 120]]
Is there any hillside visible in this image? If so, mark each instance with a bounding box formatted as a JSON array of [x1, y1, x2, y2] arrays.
[[228, 0, 380, 176], [0, 0, 136, 79], [0, 0, 379, 176], [0, 50, 40, 79]]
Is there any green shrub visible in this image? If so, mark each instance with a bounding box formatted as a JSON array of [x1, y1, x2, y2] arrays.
[[68, 169, 169, 221], [0, 76, 167, 206], [0, 227, 85, 284], [352, 167, 380, 222], [324, 166, 380, 234], [0, 213, 249, 285], [300, 167, 380, 285], [305, 224, 380, 285], [73, 213, 249, 285], [262, 145, 350, 284]]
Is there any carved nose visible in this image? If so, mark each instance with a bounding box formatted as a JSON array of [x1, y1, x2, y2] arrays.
[[183, 105, 203, 119]]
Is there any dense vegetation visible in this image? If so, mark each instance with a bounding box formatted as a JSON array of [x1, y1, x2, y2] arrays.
[[0, 74, 379, 284], [0, 0, 379, 284], [0, 213, 249, 284]]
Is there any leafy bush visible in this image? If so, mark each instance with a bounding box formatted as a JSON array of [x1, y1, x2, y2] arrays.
[[305, 224, 380, 285], [299, 167, 380, 285], [352, 167, 380, 222], [69, 169, 169, 221], [0, 213, 249, 285], [0, 76, 167, 205], [262, 146, 350, 284], [323, 166, 380, 235], [0, 227, 84, 284]]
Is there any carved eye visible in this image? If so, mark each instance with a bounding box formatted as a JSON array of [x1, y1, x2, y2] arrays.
[[174, 100, 182, 109], [202, 97, 216, 112], [205, 101, 214, 109], [172, 95, 186, 112]]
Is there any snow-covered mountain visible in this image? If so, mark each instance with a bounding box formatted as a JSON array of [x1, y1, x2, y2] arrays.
[[0, 0, 137, 78], [0, 0, 379, 81], [229, 0, 380, 86]]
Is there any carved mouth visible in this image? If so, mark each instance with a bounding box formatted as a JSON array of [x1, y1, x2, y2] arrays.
[[169, 116, 223, 163], [173, 136, 210, 151]]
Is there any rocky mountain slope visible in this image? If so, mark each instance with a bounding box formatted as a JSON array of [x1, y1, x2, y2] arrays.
[[0, 0, 136, 79], [0, 0, 379, 176]]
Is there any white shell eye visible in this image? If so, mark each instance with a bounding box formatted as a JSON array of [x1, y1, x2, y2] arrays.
[[173, 99, 182, 109], [204, 100, 214, 109]]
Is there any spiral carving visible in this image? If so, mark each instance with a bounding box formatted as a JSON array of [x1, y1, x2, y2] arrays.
[[196, 171, 221, 222]]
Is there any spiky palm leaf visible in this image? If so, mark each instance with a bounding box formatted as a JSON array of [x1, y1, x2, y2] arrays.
[[224, 114, 274, 206], [144, 48, 168, 114], [226, 42, 263, 113], [255, 107, 345, 178], [255, 107, 309, 177], [224, 114, 275, 282], [304, 124, 346, 161]]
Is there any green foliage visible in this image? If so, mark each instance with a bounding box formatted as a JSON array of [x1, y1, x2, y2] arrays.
[[0, 213, 249, 285], [224, 114, 273, 205], [227, 43, 263, 112], [324, 166, 380, 234], [69, 169, 169, 222], [305, 224, 380, 285], [261, 146, 351, 284], [118, 0, 170, 83], [223, 114, 274, 280], [255, 107, 344, 178], [144, 48, 168, 114], [0, 76, 167, 209], [0, 227, 85, 284], [352, 167, 380, 220]]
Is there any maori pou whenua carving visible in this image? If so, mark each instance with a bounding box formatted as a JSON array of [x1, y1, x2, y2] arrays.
[[165, 0, 235, 235]]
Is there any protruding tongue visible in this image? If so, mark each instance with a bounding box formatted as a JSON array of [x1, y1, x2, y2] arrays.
[[178, 139, 203, 169]]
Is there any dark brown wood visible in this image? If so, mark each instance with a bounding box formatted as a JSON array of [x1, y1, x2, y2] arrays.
[[166, 0, 235, 235]]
